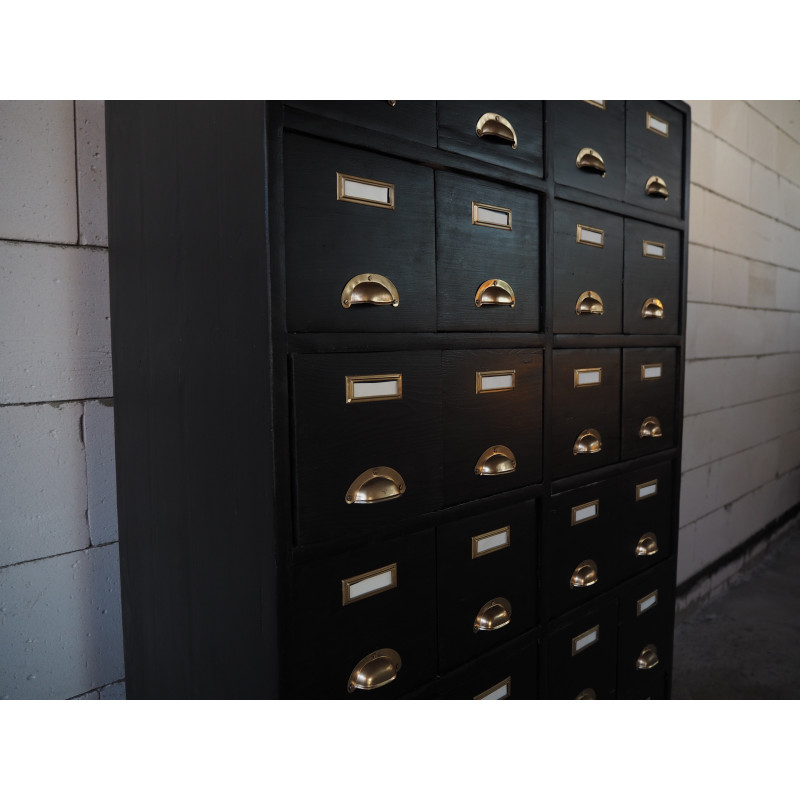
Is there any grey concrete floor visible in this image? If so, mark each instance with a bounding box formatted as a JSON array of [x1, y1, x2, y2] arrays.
[[672, 523, 800, 699]]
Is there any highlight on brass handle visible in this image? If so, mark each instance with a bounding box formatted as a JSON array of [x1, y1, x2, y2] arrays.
[[347, 648, 402, 693], [635, 533, 659, 557], [641, 298, 664, 319], [573, 429, 602, 455], [473, 597, 512, 633], [345, 467, 405, 505], [639, 416, 663, 439], [570, 559, 599, 589], [645, 175, 669, 199], [475, 279, 515, 308], [576, 147, 606, 177], [341, 273, 399, 308], [575, 688, 597, 700], [636, 644, 660, 671], [475, 113, 518, 149], [474, 445, 517, 476], [575, 290, 604, 316]]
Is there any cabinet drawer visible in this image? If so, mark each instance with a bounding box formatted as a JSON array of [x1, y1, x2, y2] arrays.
[[623, 220, 681, 334], [551, 349, 621, 478], [287, 528, 437, 699], [292, 351, 441, 545], [284, 133, 436, 332], [550, 100, 625, 201], [442, 349, 543, 506], [284, 100, 437, 146], [436, 172, 540, 332], [553, 202, 623, 333], [626, 101, 685, 218], [437, 101, 543, 176], [436, 501, 537, 673]]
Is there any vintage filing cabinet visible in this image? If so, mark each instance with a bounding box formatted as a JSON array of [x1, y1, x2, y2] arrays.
[[106, 99, 689, 699]]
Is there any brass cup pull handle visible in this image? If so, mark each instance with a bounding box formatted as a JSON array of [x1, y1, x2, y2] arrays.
[[570, 559, 599, 588], [575, 688, 597, 700], [639, 416, 663, 438], [635, 533, 659, 557], [474, 445, 517, 476], [641, 298, 664, 319], [573, 429, 602, 455], [475, 113, 518, 149], [345, 467, 406, 505], [347, 648, 402, 693], [475, 279, 516, 308], [341, 273, 399, 308], [473, 597, 512, 633], [636, 644, 660, 671], [576, 147, 606, 177], [645, 175, 669, 199], [576, 290, 604, 315]]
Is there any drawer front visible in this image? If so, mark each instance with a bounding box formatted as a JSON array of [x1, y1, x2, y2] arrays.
[[553, 201, 624, 333], [436, 501, 537, 673], [292, 351, 441, 545], [623, 220, 681, 335], [550, 100, 626, 201], [284, 133, 436, 332], [621, 348, 677, 460], [436, 172, 540, 332], [287, 528, 437, 699], [626, 100, 685, 218], [442, 349, 543, 506], [437, 101, 544, 176], [551, 349, 621, 478], [284, 100, 437, 146]]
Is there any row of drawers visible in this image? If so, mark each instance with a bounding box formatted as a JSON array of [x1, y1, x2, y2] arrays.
[[292, 347, 677, 544], [284, 101, 686, 218], [284, 134, 682, 334]]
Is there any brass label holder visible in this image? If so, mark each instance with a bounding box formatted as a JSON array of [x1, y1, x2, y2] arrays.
[[474, 677, 511, 700], [472, 526, 511, 559], [643, 240, 666, 259], [342, 563, 398, 606], [646, 111, 669, 137], [337, 172, 395, 209], [571, 499, 599, 526], [476, 369, 516, 394], [345, 374, 402, 404], [472, 201, 512, 231], [636, 479, 658, 501], [636, 589, 659, 616], [574, 367, 602, 387], [576, 224, 604, 247], [641, 363, 663, 381], [584, 101, 606, 109], [572, 624, 600, 656]]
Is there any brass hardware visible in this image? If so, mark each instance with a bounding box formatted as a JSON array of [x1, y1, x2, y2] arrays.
[[637, 589, 659, 616], [342, 563, 398, 606], [645, 175, 669, 199], [636, 644, 660, 671], [639, 416, 663, 438], [573, 429, 602, 455], [475, 279, 516, 308], [387, 101, 397, 107], [646, 111, 669, 137], [574, 367, 602, 387], [473, 597, 512, 633], [347, 648, 402, 693], [475, 113, 518, 149], [635, 533, 659, 557], [571, 499, 599, 526], [336, 172, 395, 209], [576, 224, 605, 247], [635, 479, 658, 501], [476, 369, 516, 394], [584, 101, 606, 109], [345, 467, 406, 505], [575, 688, 597, 699], [472, 526, 511, 559], [575, 290, 604, 316], [472, 201, 512, 231], [570, 559, 599, 589], [345, 373, 402, 404], [572, 624, 599, 655], [643, 240, 666, 259], [576, 147, 606, 177], [641, 298, 664, 319], [474, 677, 511, 700], [341, 273, 399, 308], [641, 363, 663, 381], [474, 445, 517, 476]]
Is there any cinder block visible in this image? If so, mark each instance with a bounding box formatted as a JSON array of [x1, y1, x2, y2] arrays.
[[777, 128, 800, 186], [746, 103, 779, 169], [712, 137, 751, 207], [749, 160, 780, 220], [748, 101, 800, 148], [688, 101, 713, 130], [676, 520, 697, 584], [775, 266, 800, 312], [0, 544, 124, 699], [778, 176, 800, 228], [76, 101, 108, 247], [84, 400, 118, 546], [711, 249, 749, 308], [711, 101, 750, 154], [99, 680, 126, 699], [688, 125, 715, 191], [687, 243, 713, 304], [0, 241, 112, 404], [0, 403, 90, 568], [73, 690, 101, 699], [747, 259, 777, 309], [683, 357, 725, 416]]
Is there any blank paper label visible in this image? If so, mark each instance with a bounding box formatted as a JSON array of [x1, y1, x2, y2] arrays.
[[474, 528, 510, 556], [637, 480, 658, 500], [637, 591, 659, 615], [575, 369, 601, 386], [475, 205, 511, 228], [343, 178, 390, 205], [573, 627, 599, 654], [480, 683, 509, 700], [644, 241, 666, 258], [577, 225, 604, 246], [573, 502, 598, 524], [642, 365, 662, 380], [647, 114, 669, 136], [352, 379, 400, 400], [478, 372, 515, 393], [344, 566, 396, 604]]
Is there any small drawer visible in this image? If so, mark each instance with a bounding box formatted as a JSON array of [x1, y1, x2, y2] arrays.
[[552, 201, 623, 334], [551, 349, 621, 478], [436, 172, 540, 332], [284, 133, 435, 332], [625, 100, 686, 218], [621, 348, 677, 460], [284, 100, 437, 146], [286, 528, 437, 699], [436, 501, 537, 674], [292, 351, 441, 546], [550, 100, 626, 201], [623, 220, 681, 335], [437, 101, 543, 177], [442, 349, 543, 506]]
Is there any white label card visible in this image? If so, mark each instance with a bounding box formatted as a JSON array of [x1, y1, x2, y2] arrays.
[[642, 365, 662, 380], [475, 206, 510, 227], [576, 369, 601, 386], [573, 627, 599, 654], [573, 503, 598, 524], [342, 563, 397, 605], [476, 530, 509, 554], [352, 379, 399, 400], [343, 178, 390, 205], [348, 570, 394, 600], [479, 373, 514, 392], [644, 241, 666, 258], [480, 683, 509, 700], [637, 481, 658, 500], [638, 591, 658, 615], [647, 113, 669, 136], [578, 226, 604, 246]]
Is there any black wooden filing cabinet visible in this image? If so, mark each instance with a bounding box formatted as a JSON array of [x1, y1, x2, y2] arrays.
[[106, 99, 689, 699]]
